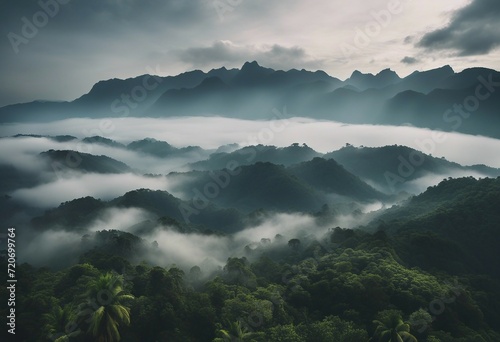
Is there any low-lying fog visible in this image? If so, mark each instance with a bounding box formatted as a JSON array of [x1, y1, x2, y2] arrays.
[[3, 116, 500, 272], [12, 173, 174, 208], [2, 116, 500, 167], [18, 208, 340, 273], [2, 117, 500, 209]]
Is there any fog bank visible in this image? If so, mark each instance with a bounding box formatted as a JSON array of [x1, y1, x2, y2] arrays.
[[2, 117, 500, 167]]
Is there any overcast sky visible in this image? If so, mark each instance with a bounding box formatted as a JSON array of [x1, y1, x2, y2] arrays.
[[1, 0, 499, 107]]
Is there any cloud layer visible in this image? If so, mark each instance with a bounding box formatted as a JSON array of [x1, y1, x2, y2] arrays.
[[3, 117, 500, 168], [11, 173, 172, 208], [18, 208, 336, 272], [178, 41, 324, 70], [418, 0, 500, 56]]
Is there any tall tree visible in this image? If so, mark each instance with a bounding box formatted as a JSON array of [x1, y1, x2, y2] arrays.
[[218, 320, 254, 342], [373, 310, 418, 342], [43, 302, 80, 342], [86, 273, 134, 342]]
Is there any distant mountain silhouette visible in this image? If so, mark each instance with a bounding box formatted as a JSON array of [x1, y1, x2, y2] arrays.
[[75, 69, 207, 107], [1, 62, 499, 138], [206, 66, 239, 83], [382, 83, 500, 137], [393, 65, 455, 94], [344, 68, 401, 90], [151, 76, 236, 117], [231, 61, 275, 87], [0, 100, 73, 122]]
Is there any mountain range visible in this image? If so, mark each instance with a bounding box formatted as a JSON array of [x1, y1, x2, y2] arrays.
[[3, 135, 499, 198], [3, 132, 500, 235], [2, 62, 500, 138], [3, 84, 500, 341]]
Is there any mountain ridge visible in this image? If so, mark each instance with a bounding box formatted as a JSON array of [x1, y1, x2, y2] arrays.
[[1, 62, 500, 138]]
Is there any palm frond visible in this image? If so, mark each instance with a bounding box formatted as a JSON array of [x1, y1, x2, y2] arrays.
[[89, 306, 105, 336], [397, 322, 411, 333], [400, 331, 418, 342]]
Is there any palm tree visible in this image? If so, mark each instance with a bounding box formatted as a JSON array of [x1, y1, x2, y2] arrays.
[[86, 272, 134, 342], [373, 310, 418, 342], [218, 320, 254, 342], [43, 303, 80, 342]]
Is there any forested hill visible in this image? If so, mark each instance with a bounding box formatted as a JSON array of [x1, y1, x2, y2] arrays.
[[40, 150, 132, 174], [3, 177, 500, 341], [31, 189, 245, 234], [325, 145, 500, 192], [189, 144, 322, 170], [367, 177, 500, 278]]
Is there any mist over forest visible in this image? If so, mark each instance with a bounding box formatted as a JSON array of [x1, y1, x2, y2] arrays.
[[2, 101, 500, 340], [2, 0, 500, 339]]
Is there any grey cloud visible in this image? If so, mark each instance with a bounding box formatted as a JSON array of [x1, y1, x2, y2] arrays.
[[262, 45, 324, 69], [0, 0, 211, 106], [0, 0, 210, 58], [401, 56, 418, 65], [1, 0, 208, 35], [417, 0, 500, 56], [404, 36, 414, 44], [178, 40, 244, 66], [178, 41, 324, 70]]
